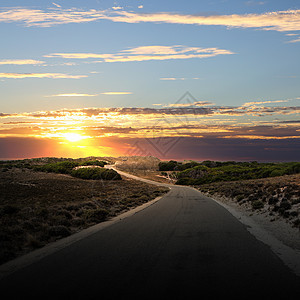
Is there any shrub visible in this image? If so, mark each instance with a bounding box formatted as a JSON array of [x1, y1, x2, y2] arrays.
[[236, 195, 244, 202], [158, 160, 179, 171], [71, 167, 121, 180], [84, 209, 109, 223], [279, 200, 291, 210], [252, 200, 264, 210], [268, 196, 279, 205], [175, 161, 300, 185], [34, 161, 79, 174], [80, 160, 107, 167]]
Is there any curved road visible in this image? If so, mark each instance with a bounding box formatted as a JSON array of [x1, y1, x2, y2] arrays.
[[1, 168, 300, 298]]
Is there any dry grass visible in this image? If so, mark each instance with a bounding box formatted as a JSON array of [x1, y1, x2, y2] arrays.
[[0, 168, 168, 265]]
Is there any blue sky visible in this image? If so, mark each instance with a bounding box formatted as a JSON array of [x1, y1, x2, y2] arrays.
[[0, 1, 299, 161]]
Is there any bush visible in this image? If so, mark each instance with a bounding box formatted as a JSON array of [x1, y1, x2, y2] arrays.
[[279, 200, 291, 210], [175, 161, 300, 185], [158, 160, 179, 171], [84, 209, 109, 222], [80, 160, 107, 167], [34, 161, 79, 174], [71, 167, 121, 180], [252, 200, 264, 210]]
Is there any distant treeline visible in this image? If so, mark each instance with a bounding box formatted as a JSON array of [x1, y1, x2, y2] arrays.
[[33, 160, 107, 174], [0, 159, 121, 181], [158, 160, 300, 185]]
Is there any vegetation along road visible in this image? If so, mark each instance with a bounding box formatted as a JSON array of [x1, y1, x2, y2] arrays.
[[1, 166, 300, 298]]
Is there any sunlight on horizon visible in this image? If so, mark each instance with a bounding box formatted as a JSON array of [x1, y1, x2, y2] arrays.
[[63, 132, 86, 143]]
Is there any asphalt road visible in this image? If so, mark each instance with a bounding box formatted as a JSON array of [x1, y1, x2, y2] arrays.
[[1, 170, 300, 299]]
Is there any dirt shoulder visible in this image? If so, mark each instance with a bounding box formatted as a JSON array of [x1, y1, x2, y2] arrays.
[[195, 174, 300, 251], [0, 168, 169, 265]]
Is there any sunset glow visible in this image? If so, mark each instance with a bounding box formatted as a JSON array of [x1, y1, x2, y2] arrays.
[[0, 1, 299, 161], [62, 133, 86, 143]]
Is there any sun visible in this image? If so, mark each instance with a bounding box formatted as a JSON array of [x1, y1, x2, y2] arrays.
[[63, 132, 85, 142]]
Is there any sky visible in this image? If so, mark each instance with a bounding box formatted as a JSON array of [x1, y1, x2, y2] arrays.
[[0, 0, 299, 161]]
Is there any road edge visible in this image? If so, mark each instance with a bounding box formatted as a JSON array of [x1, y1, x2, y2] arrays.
[[0, 189, 171, 280]]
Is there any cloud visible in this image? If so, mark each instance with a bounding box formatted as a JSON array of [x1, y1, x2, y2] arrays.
[[0, 59, 45, 65], [112, 6, 123, 10], [52, 3, 61, 8], [160, 78, 185, 81], [159, 77, 181, 81], [1, 102, 299, 161], [18, 101, 299, 119], [46, 45, 234, 63], [241, 99, 291, 107], [107, 9, 300, 32], [245, 1, 266, 6], [286, 36, 300, 43], [165, 101, 214, 107], [0, 72, 87, 79], [101, 92, 132, 95], [160, 77, 201, 81], [1, 7, 299, 32], [46, 93, 98, 97], [0, 113, 13, 117]]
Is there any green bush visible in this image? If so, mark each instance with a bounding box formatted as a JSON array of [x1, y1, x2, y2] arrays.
[[34, 161, 79, 174], [158, 160, 179, 171], [80, 160, 107, 167], [252, 200, 264, 210], [175, 161, 300, 185], [71, 167, 121, 180]]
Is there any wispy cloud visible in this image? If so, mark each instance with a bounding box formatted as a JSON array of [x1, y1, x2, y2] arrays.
[[46, 45, 234, 63], [0, 72, 87, 79], [11, 99, 297, 118], [112, 6, 123, 11], [0, 59, 45, 65], [1, 7, 299, 32], [46, 93, 98, 97], [160, 77, 201, 81], [286, 36, 300, 43], [241, 99, 291, 107], [245, 1, 266, 6], [52, 3, 61, 8], [165, 101, 214, 107], [101, 92, 132, 95], [160, 77, 185, 81]]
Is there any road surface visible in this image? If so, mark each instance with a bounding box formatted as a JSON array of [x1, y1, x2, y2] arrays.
[[1, 169, 300, 298]]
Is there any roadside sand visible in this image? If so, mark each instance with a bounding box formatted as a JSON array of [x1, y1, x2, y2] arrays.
[[211, 194, 300, 251]]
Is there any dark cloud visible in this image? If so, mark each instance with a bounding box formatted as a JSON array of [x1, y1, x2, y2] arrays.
[[25, 105, 300, 119], [277, 120, 300, 124], [0, 113, 13, 117], [121, 136, 300, 162]]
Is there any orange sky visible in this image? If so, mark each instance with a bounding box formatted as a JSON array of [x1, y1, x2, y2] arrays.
[[0, 102, 299, 161]]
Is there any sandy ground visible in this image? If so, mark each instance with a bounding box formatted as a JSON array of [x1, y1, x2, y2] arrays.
[[211, 194, 300, 251]]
